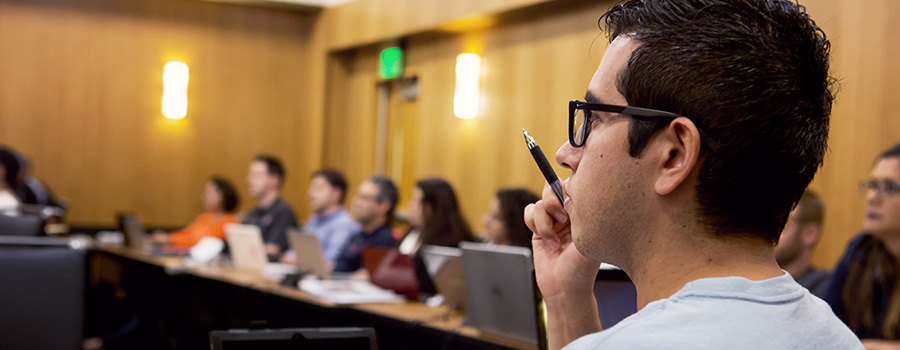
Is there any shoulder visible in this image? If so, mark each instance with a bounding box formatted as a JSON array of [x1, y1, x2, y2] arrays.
[[846, 232, 874, 251], [0, 190, 19, 203], [272, 198, 297, 215], [566, 292, 862, 350], [222, 213, 238, 223], [335, 209, 361, 227], [371, 226, 396, 243]]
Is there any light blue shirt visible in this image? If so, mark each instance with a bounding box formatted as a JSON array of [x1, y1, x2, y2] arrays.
[[566, 273, 863, 350], [303, 207, 360, 264]]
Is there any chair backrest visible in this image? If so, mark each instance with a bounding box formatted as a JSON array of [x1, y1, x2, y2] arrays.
[[209, 327, 378, 350], [0, 241, 85, 349], [593, 267, 638, 328], [0, 213, 44, 236]]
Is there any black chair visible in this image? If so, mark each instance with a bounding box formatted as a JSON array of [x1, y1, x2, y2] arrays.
[[209, 327, 378, 350], [0, 213, 44, 236], [0, 237, 86, 350]]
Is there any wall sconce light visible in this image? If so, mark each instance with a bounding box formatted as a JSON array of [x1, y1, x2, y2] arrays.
[[453, 53, 481, 119], [162, 61, 189, 120]]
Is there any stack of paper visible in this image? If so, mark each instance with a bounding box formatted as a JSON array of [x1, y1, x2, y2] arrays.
[[299, 279, 406, 305]]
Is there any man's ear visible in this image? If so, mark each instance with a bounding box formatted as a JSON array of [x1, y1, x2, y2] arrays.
[[801, 223, 822, 247], [653, 117, 701, 196]]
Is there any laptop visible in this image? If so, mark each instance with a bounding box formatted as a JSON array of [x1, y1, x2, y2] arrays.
[[594, 265, 637, 328], [224, 224, 269, 273], [116, 212, 189, 256], [287, 229, 330, 278], [460, 242, 543, 346], [116, 212, 146, 249], [420, 245, 467, 310], [209, 327, 378, 350]]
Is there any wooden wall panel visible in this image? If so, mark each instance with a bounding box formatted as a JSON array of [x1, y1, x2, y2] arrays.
[[323, 0, 552, 51], [322, 2, 606, 236], [1, 0, 896, 269], [804, 0, 900, 268], [0, 0, 320, 227]]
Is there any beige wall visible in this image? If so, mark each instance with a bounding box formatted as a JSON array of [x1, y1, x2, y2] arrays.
[[0, 0, 321, 227]]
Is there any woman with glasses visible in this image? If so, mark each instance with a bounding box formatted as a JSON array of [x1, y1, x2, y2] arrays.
[[824, 143, 900, 348]]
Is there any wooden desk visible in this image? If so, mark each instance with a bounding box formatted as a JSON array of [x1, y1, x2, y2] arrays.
[[87, 247, 540, 350]]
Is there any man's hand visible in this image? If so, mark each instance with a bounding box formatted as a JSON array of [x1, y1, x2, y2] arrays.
[[525, 180, 601, 299], [525, 180, 603, 350]]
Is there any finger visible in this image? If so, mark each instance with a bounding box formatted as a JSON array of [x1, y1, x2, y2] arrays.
[[528, 200, 561, 251], [524, 203, 537, 233], [542, 181, 569, 224]]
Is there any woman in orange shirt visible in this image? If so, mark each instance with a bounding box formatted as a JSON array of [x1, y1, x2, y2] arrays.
[[165, 176, 240, 247]]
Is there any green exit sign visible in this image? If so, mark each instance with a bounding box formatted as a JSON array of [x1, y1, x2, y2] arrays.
[[379, 46, 404, 80]]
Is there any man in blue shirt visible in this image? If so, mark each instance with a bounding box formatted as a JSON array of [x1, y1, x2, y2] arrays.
[[299, 169, 360, 265], [333, 175, 398, 273], [524, 1, 862, 349]]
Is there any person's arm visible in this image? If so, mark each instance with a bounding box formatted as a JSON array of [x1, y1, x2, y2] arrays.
[[167, 214, 207, 247], [525, 180, 602, 350], [264, 207, 296, 257], [323, 225, 358, 263]]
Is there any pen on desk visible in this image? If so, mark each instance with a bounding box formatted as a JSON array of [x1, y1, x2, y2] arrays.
[[522, 128, 566, 206]]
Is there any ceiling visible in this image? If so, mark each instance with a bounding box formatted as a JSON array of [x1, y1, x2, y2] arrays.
[[201, 0, 355, 11]]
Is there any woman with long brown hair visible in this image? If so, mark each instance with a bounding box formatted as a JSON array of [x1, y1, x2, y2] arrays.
[[399, 178, 474, 296], [482, 188, 540, 248], [400, 178, 474, 254], [825, 143, 900, 348]]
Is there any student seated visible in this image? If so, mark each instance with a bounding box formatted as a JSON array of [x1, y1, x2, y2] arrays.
[[242, 155, 298, 261], [332, 175, 398, 273], [283, 169, 360, 265], [14, 155, 61, 208], [482, 188, 540, 248], [156, 176, 239, 248], [774, 189, 830, 298], [398, 178, 474, 295], [825, 143, 900, 347], [523, 1, 860, 349], [0, 146, 21, 213]]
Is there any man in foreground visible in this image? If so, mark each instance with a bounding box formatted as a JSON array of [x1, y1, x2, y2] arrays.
[[525, 0, 862, 348]]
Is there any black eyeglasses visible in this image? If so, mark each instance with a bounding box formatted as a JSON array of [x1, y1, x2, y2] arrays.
[[860, 179, 900, 198], [568, 100, 717, 150]]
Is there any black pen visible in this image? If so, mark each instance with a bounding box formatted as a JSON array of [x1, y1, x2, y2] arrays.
[[522, 128, 565, 206]]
